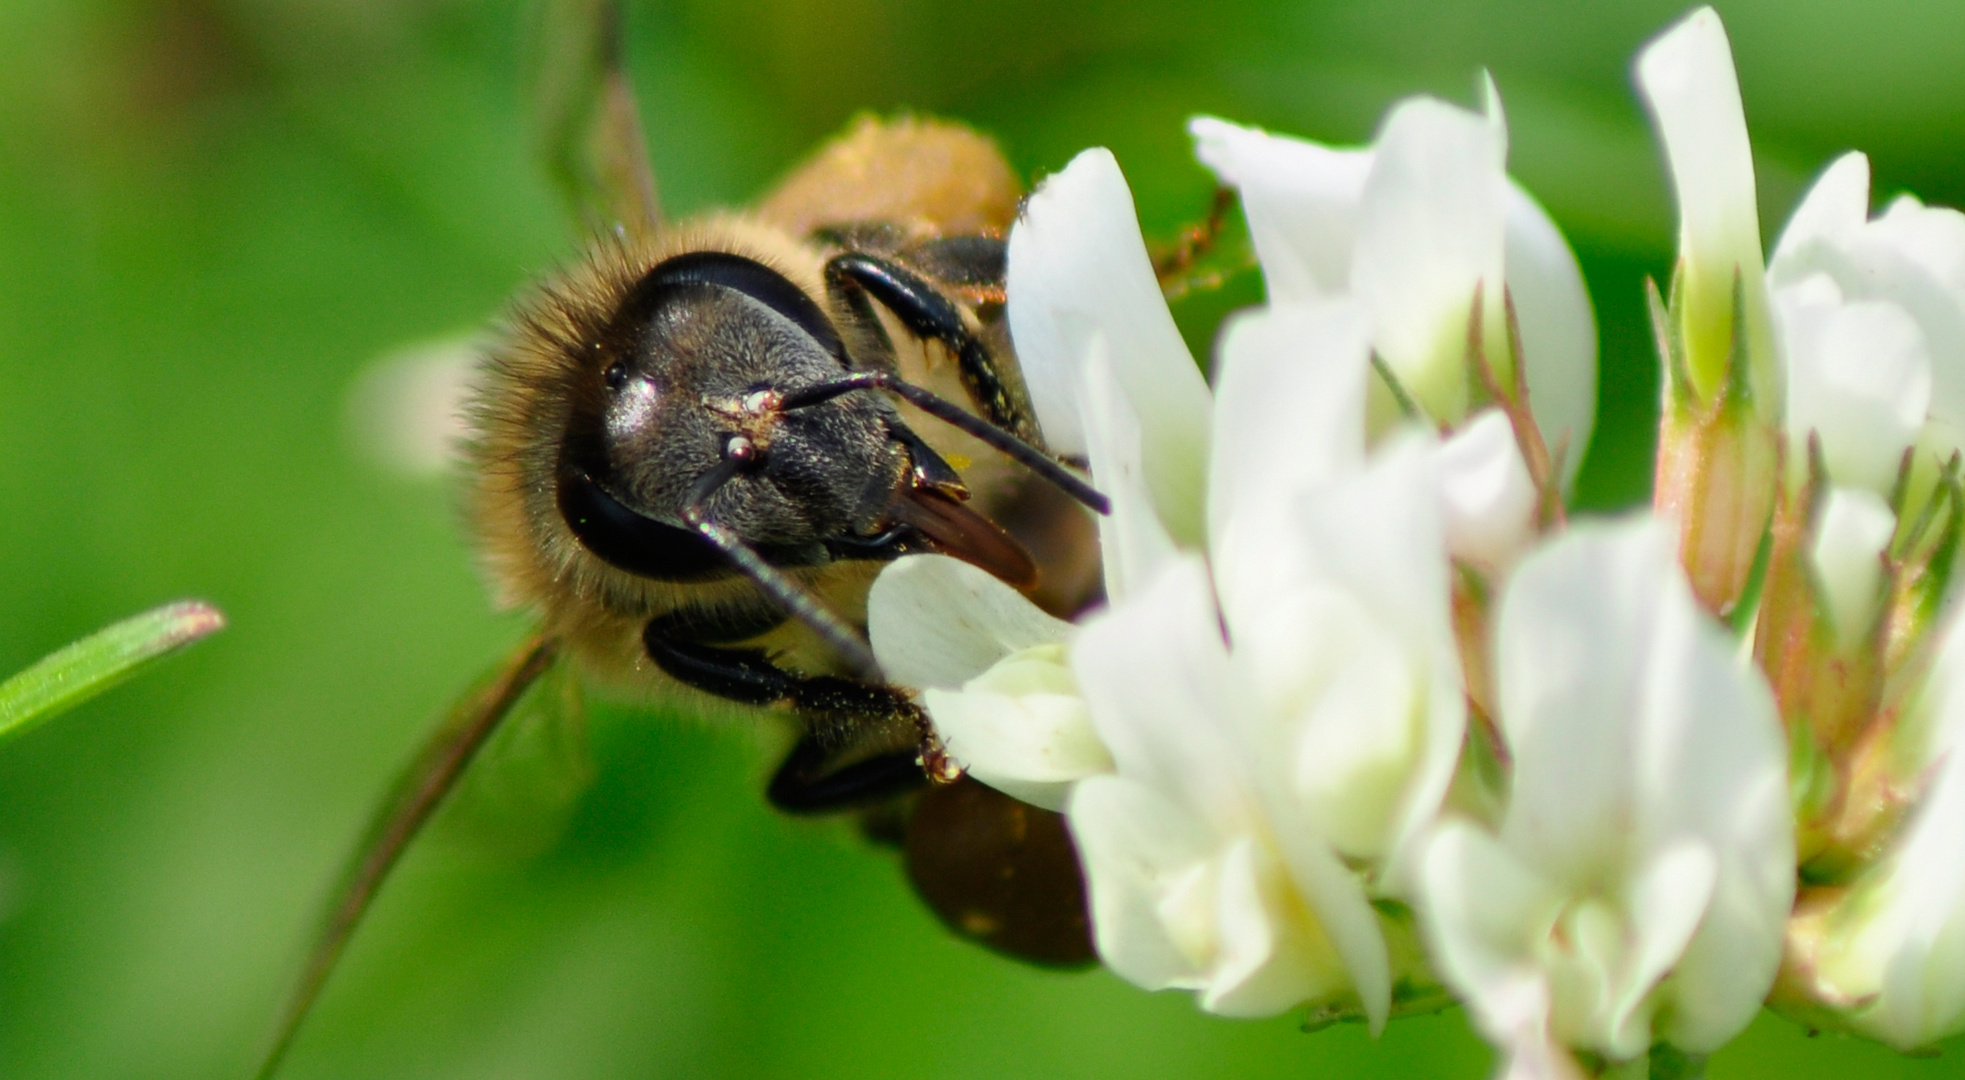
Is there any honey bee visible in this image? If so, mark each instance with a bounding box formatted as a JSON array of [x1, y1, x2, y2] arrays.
[[257, 2, 1117, 1073]]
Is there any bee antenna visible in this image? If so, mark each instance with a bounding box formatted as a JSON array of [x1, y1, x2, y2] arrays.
[[778, 371, 1111, 516], [683, 445, 881, 679]]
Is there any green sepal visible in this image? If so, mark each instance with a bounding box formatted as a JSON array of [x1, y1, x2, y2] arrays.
[[1647, 272, 1695, 412]]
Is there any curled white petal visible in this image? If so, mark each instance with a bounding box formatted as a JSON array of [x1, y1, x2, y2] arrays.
[[1436, 409, 1538, 572], [1419, 821, 1567, 1044], [1192, 112, 1595, 474], [868, 554, 1072, 689], [1772, 160, 1965, 459], [1807, 488, 1896, 650], [1189, 116, 1373, 303], [1069, 774, 1221, 990], [869, 556, 1100, 810], [1007, 149, 1213, 542], [1352, 96, 1509, 423], [923, 643, 1109, 811]]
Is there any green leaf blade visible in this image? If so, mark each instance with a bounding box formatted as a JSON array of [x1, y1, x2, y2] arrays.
[[0, 600, 226, 741]]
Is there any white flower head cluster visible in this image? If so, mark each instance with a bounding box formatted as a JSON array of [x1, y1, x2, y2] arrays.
[[865, 33, 1802, 1076], [870, 3, 1965, 1073]]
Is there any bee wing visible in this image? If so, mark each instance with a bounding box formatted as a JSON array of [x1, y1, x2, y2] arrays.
[[903, 777, 1095, 968], [530, 0, 661, 239], [434, 654, 594, 858], [257, 635, 560, 1080]]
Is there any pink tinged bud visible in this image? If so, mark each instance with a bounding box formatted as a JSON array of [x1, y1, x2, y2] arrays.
[[1649, 274, 1783, 617], [1638, 8, 1787, 617]]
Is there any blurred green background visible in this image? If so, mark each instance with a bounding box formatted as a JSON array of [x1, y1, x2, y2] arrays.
[[1, 0, 1963, 1076]]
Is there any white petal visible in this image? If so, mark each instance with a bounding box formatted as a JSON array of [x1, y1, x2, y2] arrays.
[[1259, 436, 1464, 889], [1006, 148, 1213, 543], [1068, 774, 1219, 990], [1496, 515, 1793, 1054], [1206, 299, 1371, 557], [868, 554, 1072, 690], [1772, 211, 1965, 454], [1635, 7, 1769, 397], [922, 643, 1110, 812], [1771, 152, 1872, 266], [1417, 820, 1566, 1041], [1201, 838, 1347, 1017], [1071, 556, 1252, 831], [1503, 184, 1599, 488], [1274, 594, 1420, 861], [1807, 487, 1897, 650], [1626, 534, 1793, 1052], [1778, 286, 1932, 494], [1189, 116, 1375, 304], [1437, 409, 1539, 571], [1080, 336, 1181, 601], [1352, 96, 1509, 424], [1494, 522, 1668, 880], [1259, 795, 1395, 1033], [1872, 195, 1965, 298], [1607, 840, 1718, 1057]]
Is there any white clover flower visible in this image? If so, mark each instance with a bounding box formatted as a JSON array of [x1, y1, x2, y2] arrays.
[[1801, 615, 1965, 1049], [1057, 306, 1464, 1023], [1189, 85, 1597, 490], [1417, 519, 1794, 1077], [1771, 151, 1965, 468], [1762, 151, 1965, 636], [873, 143, 1490, 1026]]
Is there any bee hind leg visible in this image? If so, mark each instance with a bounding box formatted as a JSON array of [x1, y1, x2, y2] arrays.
[[642, 611, 928, 813]]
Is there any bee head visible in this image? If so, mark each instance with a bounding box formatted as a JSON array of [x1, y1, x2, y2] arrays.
[[556, 252, 908, 582]]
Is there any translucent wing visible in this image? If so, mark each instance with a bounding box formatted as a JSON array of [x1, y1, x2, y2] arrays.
[[257, 634, 561, 1080], [530, 0, 662, 239], [433, 653, 593, 858]]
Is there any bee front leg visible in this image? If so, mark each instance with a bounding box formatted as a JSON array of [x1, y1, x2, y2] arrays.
[[642, 610, 936, 813], [823, 251, 1037, 443]]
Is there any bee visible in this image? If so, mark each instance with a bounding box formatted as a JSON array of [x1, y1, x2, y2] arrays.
[[257, 2, 1119, 1074]]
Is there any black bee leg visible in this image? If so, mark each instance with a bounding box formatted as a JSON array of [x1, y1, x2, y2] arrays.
[[641, 611, 931, 813], [766, 676, 930, 813], [824, 252, 1036, 441]]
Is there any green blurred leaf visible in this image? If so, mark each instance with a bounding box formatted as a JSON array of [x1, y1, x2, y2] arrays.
[[0, 599, 224, 742]]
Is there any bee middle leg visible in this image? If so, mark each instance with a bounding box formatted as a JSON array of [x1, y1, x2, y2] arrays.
[[642, 608, 929, 814]]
